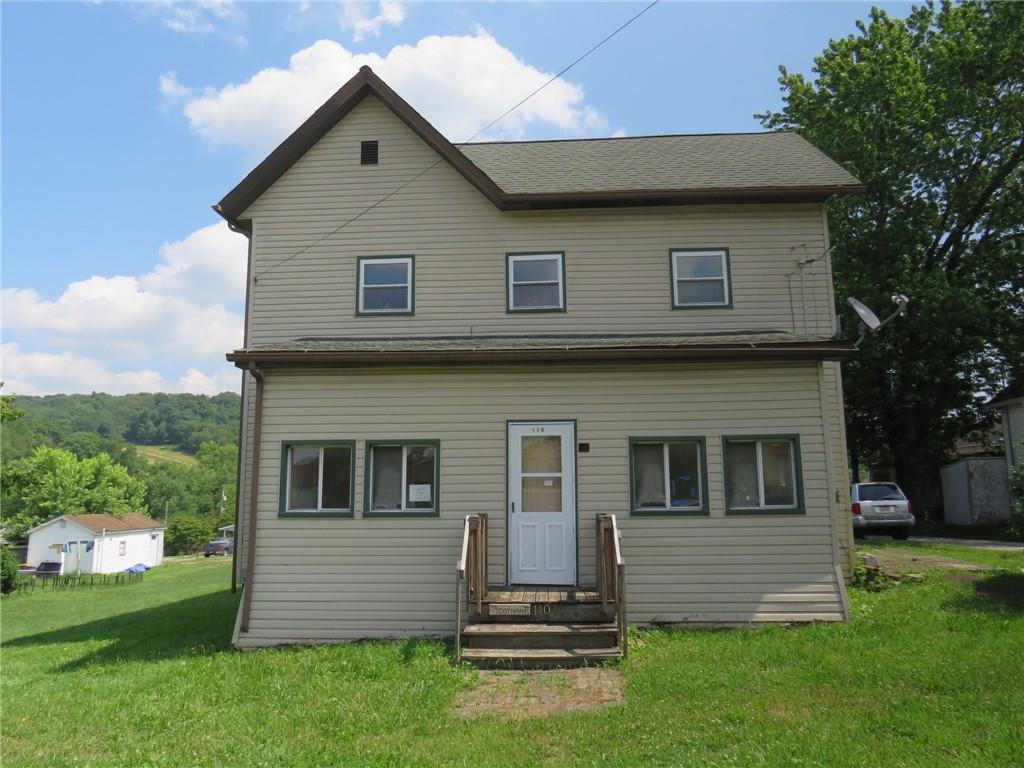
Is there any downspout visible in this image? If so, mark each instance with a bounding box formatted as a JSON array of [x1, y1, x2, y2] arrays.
[[230, 226, 253, 595], [238, 362, 264, 634]]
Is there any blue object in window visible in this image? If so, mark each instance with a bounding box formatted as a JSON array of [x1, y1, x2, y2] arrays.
[[670, 474, 698, 507]]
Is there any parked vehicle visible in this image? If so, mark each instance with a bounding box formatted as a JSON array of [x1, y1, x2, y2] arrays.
[[851, 482, 914, 539], [33, 561, 63, 578], [203, 538, 234, 557]]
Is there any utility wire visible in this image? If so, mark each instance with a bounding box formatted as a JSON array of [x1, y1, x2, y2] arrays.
[[253, 0, 661, 283]]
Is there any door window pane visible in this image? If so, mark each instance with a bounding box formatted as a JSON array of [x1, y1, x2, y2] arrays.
[[522, 436, 561, 473], [370, 446, 403, 510], [321, 446, 352, 509], [726, 441, 759, 509], [405, 445, 435, 509], [523, 477, 562, 513], [668, 443, 701, 507], [512, 283, 560, 309], [288, 446, 319, 510], [762, 441, 795, 506], [632, 443, 666, 509]]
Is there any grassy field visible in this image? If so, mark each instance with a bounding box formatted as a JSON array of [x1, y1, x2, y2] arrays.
[[2, 544, 1022, 767], [134, 444, 198, 466]]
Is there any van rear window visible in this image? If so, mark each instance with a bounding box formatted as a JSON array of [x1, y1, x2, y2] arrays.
[[858, 483, 905, 501]]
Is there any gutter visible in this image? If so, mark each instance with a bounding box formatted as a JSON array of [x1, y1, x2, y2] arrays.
[[238, 363, 264, 635]]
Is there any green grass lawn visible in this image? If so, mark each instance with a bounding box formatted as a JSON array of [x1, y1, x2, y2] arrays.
[[3, 544, 1022, 767], [134, 444, 199, 466]]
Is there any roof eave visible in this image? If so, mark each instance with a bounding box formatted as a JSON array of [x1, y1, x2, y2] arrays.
[[227, 341, 857, 368], [498, 184, 867, 210]]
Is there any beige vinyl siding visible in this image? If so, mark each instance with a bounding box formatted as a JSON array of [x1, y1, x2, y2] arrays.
[[235, 361, 847, 647], [823, 360, 855, 579], [235, 370, 257, 580], [241, 96, 835, 342]]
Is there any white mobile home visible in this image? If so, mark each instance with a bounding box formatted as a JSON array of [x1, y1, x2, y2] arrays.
[[215, 68, 864, 665], [26, 513, 165, 575]]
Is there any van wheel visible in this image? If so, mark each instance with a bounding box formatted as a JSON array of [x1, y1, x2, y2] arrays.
[[890, 528, 909, 541]]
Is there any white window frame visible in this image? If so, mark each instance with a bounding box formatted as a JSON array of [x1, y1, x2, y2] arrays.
[[671, 249, 730, 307], [358, 256, 413, 314], [118, 540, 126, 556], [726, 438, 799, 511], [285, 444, 353, 513], [630, 439, 705, 512], [507, 252, 565, 311], [368, 443, 437, 514]]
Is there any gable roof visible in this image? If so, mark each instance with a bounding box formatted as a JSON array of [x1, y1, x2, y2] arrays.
[[29, 513, 166, 536], [214, 67, 864, 224]]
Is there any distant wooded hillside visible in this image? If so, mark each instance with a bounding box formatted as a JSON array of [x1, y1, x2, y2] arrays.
[[2, 392, 241, 460]]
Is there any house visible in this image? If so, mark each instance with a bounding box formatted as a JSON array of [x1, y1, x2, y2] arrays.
[[988, 380, 1023, 471], [215, 67, 864, 663], [25, 513, 165, 574]]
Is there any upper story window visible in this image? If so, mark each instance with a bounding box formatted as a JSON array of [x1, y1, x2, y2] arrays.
[[507, 252, 565, 312], [671, 249, 731, 308], [358, 256, 413, 315]]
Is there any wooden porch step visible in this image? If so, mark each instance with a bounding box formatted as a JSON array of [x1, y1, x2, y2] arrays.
[[463, 622, 618, 650], [461, 646, 621, 670]]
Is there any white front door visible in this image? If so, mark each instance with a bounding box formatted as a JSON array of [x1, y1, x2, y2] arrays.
[[508, 421, 576, 585]]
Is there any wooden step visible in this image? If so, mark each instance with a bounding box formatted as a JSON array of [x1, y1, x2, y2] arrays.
[[461, 646, 621, 670], [463, 622, 618, 650], [470, 602, 614, 623]]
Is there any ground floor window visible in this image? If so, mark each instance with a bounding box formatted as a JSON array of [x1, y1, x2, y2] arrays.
[[629, 438, 708, 515], [724, 436, 803, 513], [365, 441, 440, 516], [280, 441, 355, 516]]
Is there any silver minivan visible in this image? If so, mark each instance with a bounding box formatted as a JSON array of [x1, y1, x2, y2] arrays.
[[851, 482, 914, 539]]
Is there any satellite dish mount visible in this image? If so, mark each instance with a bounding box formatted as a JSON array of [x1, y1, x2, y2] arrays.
[[847, 294, 909, 347]]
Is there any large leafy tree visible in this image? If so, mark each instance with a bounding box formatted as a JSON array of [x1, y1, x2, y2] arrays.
[[759, 1, 1024, 507], [0, 447, 146, 540]]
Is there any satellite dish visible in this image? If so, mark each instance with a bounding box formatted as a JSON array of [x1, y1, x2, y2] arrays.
[[847, 297, 881, 331]]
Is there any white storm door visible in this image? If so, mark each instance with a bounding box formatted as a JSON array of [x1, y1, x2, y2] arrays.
[[508, 421, 576, 585]]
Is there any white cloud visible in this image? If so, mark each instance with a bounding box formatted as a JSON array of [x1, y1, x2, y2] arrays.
[[174, 32, 606, 162], [2, 223, 246, 396], [340, 1, 406, 42], [156, 0, 241, 35], [1, 344, 240, 396], [159, 70, 193, 108]]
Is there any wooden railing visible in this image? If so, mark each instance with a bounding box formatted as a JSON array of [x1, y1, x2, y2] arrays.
[[597, 514, 628, 657], [454, 513, 487, 661]]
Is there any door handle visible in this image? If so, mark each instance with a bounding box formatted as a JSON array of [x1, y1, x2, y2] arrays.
[[510, 502, 515, 514]]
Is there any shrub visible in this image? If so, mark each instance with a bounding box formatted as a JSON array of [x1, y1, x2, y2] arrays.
[[1009, 456, 1024, 541], [1, 546, 19, 594]]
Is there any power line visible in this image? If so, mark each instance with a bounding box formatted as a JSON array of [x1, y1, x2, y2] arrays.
[[253, 0, 661, 283]]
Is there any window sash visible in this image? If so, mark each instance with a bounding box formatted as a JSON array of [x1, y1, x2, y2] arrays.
[[286, 445, 352, 512], [671, 250, 729, 306], [359, 258, 412, 313], [508, 254, 564, 310], [632, 441, 703, 511], [370, 444, 436, 513], [727, 439, 798, 510]]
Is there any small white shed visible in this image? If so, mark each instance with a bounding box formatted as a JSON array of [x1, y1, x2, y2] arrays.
[[940, 458, 1011, 526], [26, 513, 166, 574]]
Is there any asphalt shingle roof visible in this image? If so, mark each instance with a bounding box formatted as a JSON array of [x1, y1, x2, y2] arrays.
[[459, 131, 861, 195], [65, 513, 166, 534]]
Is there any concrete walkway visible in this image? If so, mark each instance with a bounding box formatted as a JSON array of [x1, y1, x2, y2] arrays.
[[909, 536, 1024, 553]]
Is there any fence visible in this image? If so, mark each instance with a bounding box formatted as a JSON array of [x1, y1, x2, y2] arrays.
[[10, 570, 145, 596]]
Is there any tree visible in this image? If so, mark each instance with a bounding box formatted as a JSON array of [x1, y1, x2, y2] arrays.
[[1, 395, 23, 424], [165, 515, 215, 555], [759, 2, 1024, 510], [0, 447, 146, 540], [1, 547, 19, 594]]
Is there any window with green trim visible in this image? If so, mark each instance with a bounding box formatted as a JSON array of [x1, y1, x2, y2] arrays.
[[630, 439, 706, 513], [283, 443, 354, 514], [367, 442, 438, 514], [724, 437, 801, 512], [671, 249, 730, 307]]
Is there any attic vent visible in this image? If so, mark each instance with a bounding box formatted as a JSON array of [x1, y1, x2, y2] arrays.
[[360, 140, 379, 165]]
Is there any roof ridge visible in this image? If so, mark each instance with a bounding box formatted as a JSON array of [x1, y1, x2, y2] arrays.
[[462, 130, 795, 146]]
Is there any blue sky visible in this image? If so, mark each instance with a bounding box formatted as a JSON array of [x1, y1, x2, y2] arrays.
[[2, 0, 911, 395]]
